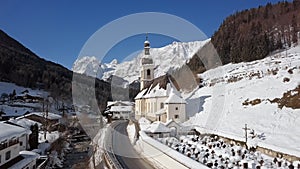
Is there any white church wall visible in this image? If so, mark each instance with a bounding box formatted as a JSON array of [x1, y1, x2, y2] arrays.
[[165, 103, 186, 123]]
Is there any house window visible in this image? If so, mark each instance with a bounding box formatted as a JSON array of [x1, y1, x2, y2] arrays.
[[20, 141, 23, 146], [0, 154, 1, 163], [175, 107, 178, 110], [160, 103, 164, 109], [0, 141, 8, 150], [175, 115, 179, 119], [5, 150, 11, 161]]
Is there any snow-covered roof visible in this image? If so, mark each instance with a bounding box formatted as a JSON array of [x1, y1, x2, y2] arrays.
[[109, 106, 132, 112], [146, 121, 171, 133], [164, 119, 181, 127], [107, 101, 134, 107], [8, 118, 42, 129], [164, 89, 186, 104], [155, 108, 166, 115], [10, 151, 40, 169], [136, 83, 170, 100], [135, 88, 147, 100], [0, 122, 31, 142], [138, 117, 151, 125], [28, 112, 62, 120], [144, 84, 168, 98]]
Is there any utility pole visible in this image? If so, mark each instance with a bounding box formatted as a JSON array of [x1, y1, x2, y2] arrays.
[[243, 124, 250, 149]]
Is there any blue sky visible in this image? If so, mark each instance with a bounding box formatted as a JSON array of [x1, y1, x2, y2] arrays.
[[0, 0, 287, 69]]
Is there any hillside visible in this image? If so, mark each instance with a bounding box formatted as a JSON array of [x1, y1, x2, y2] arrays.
[[184, 44, 300, 157], [212, 0, 300, 64], [0, 29, 117, 112], [185, 0, 300, 78]]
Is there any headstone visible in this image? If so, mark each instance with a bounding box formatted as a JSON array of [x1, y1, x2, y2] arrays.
[[207, 162, 213, 168], [278, 161, 282, 167], [273, 157, 278, 163], [251, 162, 256, 169], [289, 164, 294, 169]]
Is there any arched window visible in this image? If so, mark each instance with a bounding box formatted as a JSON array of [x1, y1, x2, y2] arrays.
[[146, 69, 151, 76]]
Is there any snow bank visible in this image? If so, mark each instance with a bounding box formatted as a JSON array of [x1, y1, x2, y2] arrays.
[[126, 123, 136, 144], [89, 126, 107, 169]]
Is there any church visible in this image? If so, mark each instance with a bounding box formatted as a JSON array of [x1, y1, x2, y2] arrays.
[[135, 36, 187, 123]]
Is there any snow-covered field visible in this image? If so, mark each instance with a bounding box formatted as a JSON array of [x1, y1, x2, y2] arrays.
[[0, 82, 48, 116], [73, 40, 210, 84], [184, 45, 300, 157], [0, 82, 47, 97]]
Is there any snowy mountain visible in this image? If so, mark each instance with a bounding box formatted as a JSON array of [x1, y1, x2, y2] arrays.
[[183, 45, 300, 157], [72, 40, 210, 84], [73, 57, 118, 80]]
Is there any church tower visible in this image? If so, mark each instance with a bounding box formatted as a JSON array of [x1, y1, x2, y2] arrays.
[[140, 34, 154, 90]]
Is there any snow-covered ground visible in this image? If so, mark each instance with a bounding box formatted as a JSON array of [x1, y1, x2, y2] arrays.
[[184, 45, 300, 158], [0, 104, 33, 116], [0, 82, 47, 97], [38, 131, 60, 143], [73, 40, 210, 84], [0, 82, 48, 116]]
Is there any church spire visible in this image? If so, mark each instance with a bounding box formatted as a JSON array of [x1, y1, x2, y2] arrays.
[[144, 33, 150, 55], [140, 33, 154, 90]]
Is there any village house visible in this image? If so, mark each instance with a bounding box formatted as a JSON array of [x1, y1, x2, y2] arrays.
[[105, 101, 134, 120], [145, 121, 171, 138], [135, 36, 187, 123], [0, 122, 39, 169]]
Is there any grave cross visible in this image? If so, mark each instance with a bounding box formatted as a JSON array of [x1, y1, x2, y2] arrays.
[[243, 124, 251, 149]]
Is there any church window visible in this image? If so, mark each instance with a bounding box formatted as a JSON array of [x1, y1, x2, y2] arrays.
[[175, 107, 178, 110], [175, 115, 179, 119], [146, 69, 151, 76], [160, 103, 164, 109]]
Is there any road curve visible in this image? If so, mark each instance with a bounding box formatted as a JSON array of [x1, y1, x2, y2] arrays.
[[110, 120, 155, 169]]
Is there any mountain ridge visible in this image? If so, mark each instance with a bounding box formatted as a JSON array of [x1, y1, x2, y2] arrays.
[[72, 39, 210, 84]]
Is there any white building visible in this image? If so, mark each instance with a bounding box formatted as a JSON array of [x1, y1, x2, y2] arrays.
[[145, 121, 171, 138], [106, 101, 134, 120], [110, 106, 133, 119], [0, 122, 38, 169], [135, 36, 187, 123]]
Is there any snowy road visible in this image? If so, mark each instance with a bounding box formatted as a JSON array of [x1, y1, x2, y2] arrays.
[[109, 120, 155, 169]]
